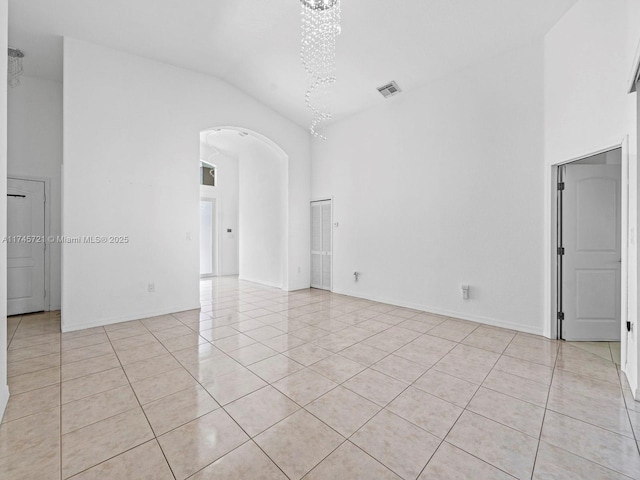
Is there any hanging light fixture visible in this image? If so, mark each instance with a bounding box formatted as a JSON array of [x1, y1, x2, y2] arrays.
[[300, 0, 341, 139], [8, 47, 25, 88]]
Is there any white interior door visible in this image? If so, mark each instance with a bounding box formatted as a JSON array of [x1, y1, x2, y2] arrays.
[[199, 198, 217, 277], [562, 164, 621, 341], [311, 200, 332, 290], [7, 178, 46, 315]]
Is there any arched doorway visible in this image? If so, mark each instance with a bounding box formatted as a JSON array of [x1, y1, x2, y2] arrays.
[[199, 126, 289, 289]]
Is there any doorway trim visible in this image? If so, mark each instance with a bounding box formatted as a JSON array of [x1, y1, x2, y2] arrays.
[[8, 175, 52, 312], [548, 138, 629, 345], [310, 197, 333, 292]]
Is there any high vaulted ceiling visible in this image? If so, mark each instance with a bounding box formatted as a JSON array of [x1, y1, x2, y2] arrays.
[[9, 0, 577, 128]]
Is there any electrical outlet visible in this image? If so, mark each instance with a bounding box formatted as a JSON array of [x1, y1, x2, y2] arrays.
[[148, 283, 155, 293], [461, 285, 470, 300]]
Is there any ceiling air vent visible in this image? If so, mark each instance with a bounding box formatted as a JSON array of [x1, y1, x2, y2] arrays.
[[377, 81, 401, 99]]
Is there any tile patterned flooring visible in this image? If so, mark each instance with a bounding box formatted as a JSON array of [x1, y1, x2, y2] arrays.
[[1, 276, 639, 479]]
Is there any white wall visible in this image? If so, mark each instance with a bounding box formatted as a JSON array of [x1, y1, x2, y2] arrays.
[[199, 150, 240, 276], [0, 0, 10, 420], [545, 0, 632, 163], [239, 139, 286, 288], [544, 0, 640, 398], [62, 38, 311, 332], [312, 40, 546, 334], [8, 75, 63, 310]]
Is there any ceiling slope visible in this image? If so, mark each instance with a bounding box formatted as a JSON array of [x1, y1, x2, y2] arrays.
[[9, 0, 577, 127]]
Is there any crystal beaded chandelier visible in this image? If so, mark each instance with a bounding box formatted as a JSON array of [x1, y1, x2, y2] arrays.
[[8, 47, 25, 88], [300, 0, 341, 139]]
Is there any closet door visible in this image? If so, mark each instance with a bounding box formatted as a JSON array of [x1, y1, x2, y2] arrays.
[[311, 200, 332, 290]]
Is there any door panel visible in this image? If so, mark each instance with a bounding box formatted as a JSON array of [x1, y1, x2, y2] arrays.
[[575, 270, 617, 318], [563, 164, 621, 341], [576, 178, 617, 251], [7, 178, 46, 315]]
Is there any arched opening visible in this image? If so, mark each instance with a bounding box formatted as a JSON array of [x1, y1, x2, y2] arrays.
[[199, 126, 289, 289]]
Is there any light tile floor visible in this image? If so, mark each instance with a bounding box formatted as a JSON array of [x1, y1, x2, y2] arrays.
[[2, 277, 640, 479]]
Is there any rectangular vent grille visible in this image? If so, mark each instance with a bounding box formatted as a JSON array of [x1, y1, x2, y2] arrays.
[[377, 81, 402, 98]]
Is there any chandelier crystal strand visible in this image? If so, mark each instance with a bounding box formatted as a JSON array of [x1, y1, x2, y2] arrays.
[[301, 0, 341, 139], [8, 47, 25, 88]]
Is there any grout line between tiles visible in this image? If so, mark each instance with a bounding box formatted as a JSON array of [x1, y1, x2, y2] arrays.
[[59, 318, 63, 480], [530, 339, 558, 480], [6, 315, 22, 348], [105, 320, 179, 480], [616, 363, 640, 456]]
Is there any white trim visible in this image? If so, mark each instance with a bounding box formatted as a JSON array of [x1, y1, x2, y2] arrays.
[[238, 276, 283, 290], [310, 198, 334, 292], [284, 285, 311, 293], [546, 139, 628, 343], [621, 137, 630, 372], [549, 141, 624, 167], [60, 303, 200, 333], [216, 197, 222, 277], [331, 288, 545, 336], [544, 141, 627, 339], [628, 35, 640, 93], [0, 385, 9, 422], [620, 363, 640, 401]]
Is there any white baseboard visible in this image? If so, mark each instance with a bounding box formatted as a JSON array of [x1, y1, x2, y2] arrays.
[[238, 276, 283, 290], [61, 303, 201, 333], [621, 368, 640, 401], [331, 288, 545, 337], [0, 384, 9, 422], [286, 284, 313, 293]]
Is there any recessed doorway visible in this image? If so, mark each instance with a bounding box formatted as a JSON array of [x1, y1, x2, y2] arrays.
[[310, 199, 332, 291], [199, 127, 287, 288], [556, 148, 622, 341], [7, 177, 47, 315], [199, 197, 217, 278]]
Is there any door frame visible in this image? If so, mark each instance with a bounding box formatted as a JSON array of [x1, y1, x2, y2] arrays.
[[8, 175, 51, 312], [310, 197, 333, 292], [548, 138, 629, 343], [199, 195, 219, 278]]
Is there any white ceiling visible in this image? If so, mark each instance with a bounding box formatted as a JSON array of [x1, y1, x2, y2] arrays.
[[9, 0, 577, 128]]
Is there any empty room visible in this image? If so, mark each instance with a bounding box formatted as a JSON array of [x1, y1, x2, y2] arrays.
[[1, 0, 640, 479]]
